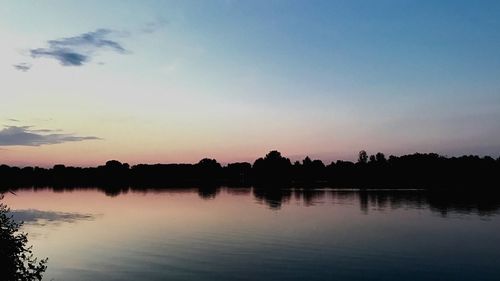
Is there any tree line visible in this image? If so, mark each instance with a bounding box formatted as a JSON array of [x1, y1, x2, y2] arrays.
[[1, 150, 499, 189]]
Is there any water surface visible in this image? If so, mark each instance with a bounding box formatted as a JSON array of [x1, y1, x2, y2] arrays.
[[4, 187, 500, 281]]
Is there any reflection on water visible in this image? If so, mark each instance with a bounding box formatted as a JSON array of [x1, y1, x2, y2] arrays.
[[10, 209, 95, 226], [4, 187, 500, 281], [11, 186, 500, 216]]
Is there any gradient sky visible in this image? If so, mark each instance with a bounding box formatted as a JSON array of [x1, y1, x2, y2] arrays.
[[1, 0, 500, 166]]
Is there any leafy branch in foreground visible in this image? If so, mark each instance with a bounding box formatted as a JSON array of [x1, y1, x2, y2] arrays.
[[0, 195, 48, 281]]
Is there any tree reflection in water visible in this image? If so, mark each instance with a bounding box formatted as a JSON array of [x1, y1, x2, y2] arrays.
[[5, 185, 500, 216]]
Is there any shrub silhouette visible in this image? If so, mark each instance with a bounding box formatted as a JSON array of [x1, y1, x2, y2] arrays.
[[0, 195, 47, 281]]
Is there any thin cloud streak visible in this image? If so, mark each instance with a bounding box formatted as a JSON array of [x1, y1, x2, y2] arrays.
[[0, 126, 101, 146], [141, 18, 169, 33], [12, 63, 32, 72]]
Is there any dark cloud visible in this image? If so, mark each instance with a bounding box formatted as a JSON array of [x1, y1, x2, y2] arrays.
[[10, 209, 95, 225], [29, 29, 127, 66], [0, 126, 100, 146], [13, 63, 32, 72], [31, 49, 88, 66]]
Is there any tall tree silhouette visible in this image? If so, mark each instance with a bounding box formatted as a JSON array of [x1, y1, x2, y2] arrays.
[[253, 150, 292, 183]]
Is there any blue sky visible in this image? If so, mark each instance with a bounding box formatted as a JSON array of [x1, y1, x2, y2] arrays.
[[1, 0, 500, 166]]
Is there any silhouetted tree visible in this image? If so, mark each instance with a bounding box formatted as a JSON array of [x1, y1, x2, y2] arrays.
[[224, 162, 251, 183], [358, 150, 368, 164], [369, 155, 376, 163], [375, 152, 387, 164], [302, 156, 312, 166], [253, 150, 292, 183], [196, 158, 222, 181]]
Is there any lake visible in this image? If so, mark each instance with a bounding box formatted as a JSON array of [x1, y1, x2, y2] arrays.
[[4, 187, 500, 281]]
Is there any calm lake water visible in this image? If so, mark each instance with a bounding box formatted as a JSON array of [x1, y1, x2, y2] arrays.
[[4, 187, 500, 281]]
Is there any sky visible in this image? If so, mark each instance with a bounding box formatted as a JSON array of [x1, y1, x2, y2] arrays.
[[1, 0, 500, 167]]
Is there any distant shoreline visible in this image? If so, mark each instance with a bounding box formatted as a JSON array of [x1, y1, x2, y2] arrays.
[[1, 150, 499, 190]]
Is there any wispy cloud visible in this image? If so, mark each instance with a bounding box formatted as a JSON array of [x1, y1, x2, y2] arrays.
[[14, 21, 163, 72], [12, 63, 32, 72], [0, 126, 100, 146], [28, 29, 127, 67], [141, 18, 169, 33]]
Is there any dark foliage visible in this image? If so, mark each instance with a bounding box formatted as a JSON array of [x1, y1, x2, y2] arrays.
[[0, 195, 48, 281]]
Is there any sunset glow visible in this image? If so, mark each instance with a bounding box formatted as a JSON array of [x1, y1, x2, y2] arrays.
[[1, 0, 500, 166]]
